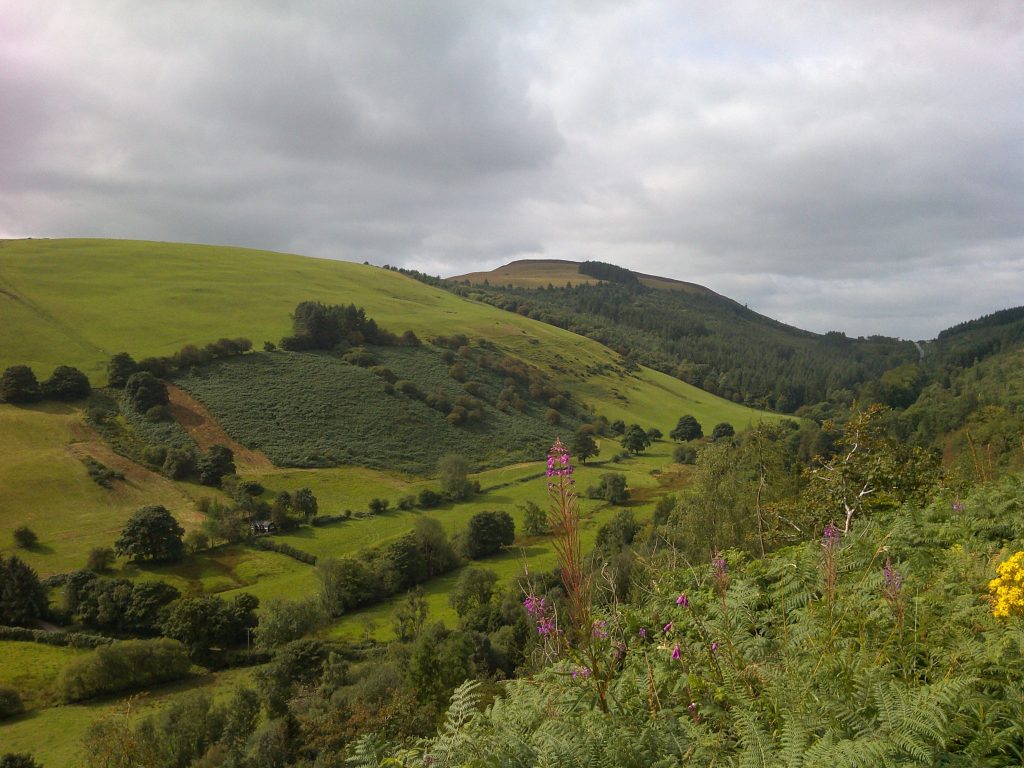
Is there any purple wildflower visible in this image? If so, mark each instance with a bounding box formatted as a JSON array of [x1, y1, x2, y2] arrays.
[[821, 522, 841, 548], [537, 617, 556, 636], [638, 627, 647, 639], [952, 499, 965, 513], [710, 642, 718, 654], [571, 666, 591, 679], [676, 593, 689, 607], [688, 701, 697, 713], [662, 622, 672, 634], [546, 440, 574, 480], [592, 619, 608, 639], [671, 643, 681, 661]]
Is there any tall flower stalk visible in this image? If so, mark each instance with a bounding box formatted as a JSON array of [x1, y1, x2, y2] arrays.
[[547, 438, 592, 640]]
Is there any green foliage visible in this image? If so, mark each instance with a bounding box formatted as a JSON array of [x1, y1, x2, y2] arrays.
[[41, 365, 91, 401], [114, 505, 185, 562], [0, 755, 40, 768], [65, 571, 180, 635], [0, 555, 47, 626], [86, 546, 115, 573], [521, 500, 549, 536], [123, 371, 168, 413], [175, 348, 572, 474], [571, 430, 599, 464], [106, 352, 138, 388], [0, 366, 40, 404], [587, 473, 629, 504], [463, 510, 515, 559], [594, 509, 639, 554], [56, 638, 190, 703], [161, 593, 259, 663], [670, 413, 703, 441], [710, 421, 735, 441], [197, 444, 235, 487], [0, 685, 24, 720], [381, 475, 1024, 767], [292, 486, 318, 519], [439, 454, 473, 501], [620, 423, 651, 454], [81, 457, 124, 488], [255, 597, 328, 649], [673, 443, 697, 464], [12, 525, 37, 549]]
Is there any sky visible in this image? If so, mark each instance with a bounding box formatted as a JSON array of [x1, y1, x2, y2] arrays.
[[1, 1, 1021, 340]]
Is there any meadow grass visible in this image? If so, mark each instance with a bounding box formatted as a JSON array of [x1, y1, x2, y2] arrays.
[[0, 403, 205, 576], [0, 641, 91, 711], [0, 664, 255, 767]]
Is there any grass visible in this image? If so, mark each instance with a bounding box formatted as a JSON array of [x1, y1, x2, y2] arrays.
[[0, 403, 206, 576], [0, 664, 255, 767], [0, 641, 91, 711]]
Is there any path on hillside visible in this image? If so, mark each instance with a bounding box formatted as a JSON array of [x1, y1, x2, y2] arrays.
[[165, 384, 274, 472]]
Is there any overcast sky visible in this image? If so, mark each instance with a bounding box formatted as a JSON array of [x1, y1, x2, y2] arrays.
[[1, 1, 1021, 339]]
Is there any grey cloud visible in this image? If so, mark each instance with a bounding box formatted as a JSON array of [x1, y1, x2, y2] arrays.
[[0, 0, 1020, 338]]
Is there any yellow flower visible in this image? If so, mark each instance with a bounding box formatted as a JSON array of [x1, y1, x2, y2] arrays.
[[989, 551, 1024, 619]]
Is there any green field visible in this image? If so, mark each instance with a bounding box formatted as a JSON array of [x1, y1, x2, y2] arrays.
[[0, 403, 208, 576], [0, 641, 91, 711], [0, 663, 254, 767]]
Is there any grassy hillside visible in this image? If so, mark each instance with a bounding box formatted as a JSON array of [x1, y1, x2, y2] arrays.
[[0, 403, 208, 576], [450, 258, 712, 293]]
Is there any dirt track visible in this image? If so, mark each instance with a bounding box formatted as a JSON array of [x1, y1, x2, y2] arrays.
[[165, 384, 273, 471]]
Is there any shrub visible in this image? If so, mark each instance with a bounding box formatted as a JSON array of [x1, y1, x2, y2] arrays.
[[0, 686, 24, 720], [86, 547, 115, 573], [82, 457, 124, 488], [12, 526, 37, 550], [673, 444, 697, 464], [418, 489, 444, 509], [368, 498, 390, 515], [0, 366, 40, 403], [42, 365, 91, 401], [711, 422, 735, 441], [123, 371, 169, 413], [463, 510, 515, 559], [587, 473, 630, 504], [254, 598, 328, 649], [398, 495, 417, 511], [56, 638, 191, 703]]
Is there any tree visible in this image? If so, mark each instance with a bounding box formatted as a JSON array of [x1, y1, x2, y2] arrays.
[[12, 526, 37, 549], [520, 500, 548, 536], [254, 598, 327, 649], [673, 444, 697, 464], [293, 487, 318, 519], [587, 473, 629, 504], [162, 593, 259, 662], [317, 557, 375, 617], [197, 445, 235, 486], [595, 509, 639, 554], [711, 422, 735, 441], [114, 505, 185, 562], [412, 517, 460, 578], [463, 511, 515, 559], [107, 352, 139, 388], [439, 454, 474, 501], [670, 414, 703, 441], [42, 365, 91, 400], [86, 546, 115, 573], [123, 371, 168, 413], [621, 424, 652, 454], [448, 568, 499, 632], [0, 366, 40, 403], [392, 587, 429, 642], [0, 555, 48, 626], [647, 427, 663, 441], [571, 430, 599, 464]]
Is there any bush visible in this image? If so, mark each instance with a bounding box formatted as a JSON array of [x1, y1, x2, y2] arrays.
[[368, 498, 390, 515], [0, 366, 40, 403], [12, 526, 37, 550], [124, 371, 169, 413], [587, 473, 630, 504], [673, 444, 698, 464], [0, 686, 24, 720], [0, 625, 113, 649], [56, 638, 191, 703], [250, 538, 317, 565], [42, 365, 91, 401], [86, 547, 115, 573], [418, 489, 444, 509], [254, 598, 328, 649], [398, 495, 417, 511], [82, 457, 125, 488], [463, 510, 515, 559]]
